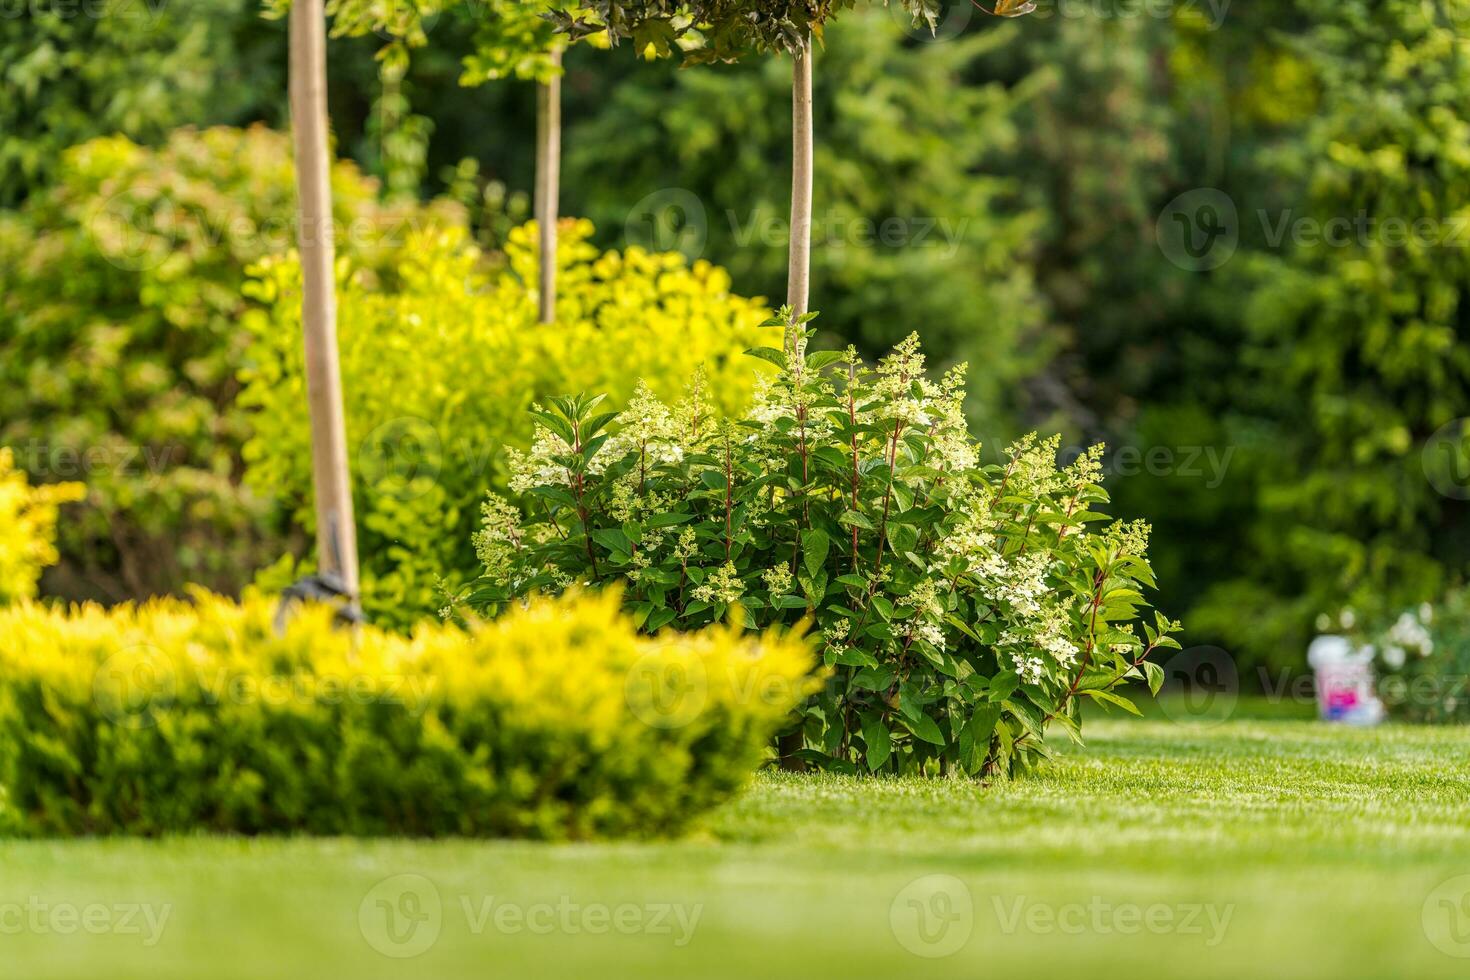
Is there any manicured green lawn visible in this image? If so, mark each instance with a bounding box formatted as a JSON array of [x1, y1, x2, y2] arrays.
[[6, 706, 1470, 979]]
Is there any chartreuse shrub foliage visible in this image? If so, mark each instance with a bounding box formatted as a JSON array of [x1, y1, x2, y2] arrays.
[[460, 314, 1180, 778], [240, 220, 773, 630], [0, 126, 461, 603], [0, 590, 815, 838], [0, 450, 82, 606]]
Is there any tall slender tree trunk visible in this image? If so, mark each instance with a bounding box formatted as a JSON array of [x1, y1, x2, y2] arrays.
[[289, 0, 359, 608], [536, 47, 564, 324], [786, 37, 814, 318], [779, 36, 815, 772]]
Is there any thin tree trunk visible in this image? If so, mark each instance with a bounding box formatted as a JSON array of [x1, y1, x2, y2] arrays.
[[779, 37, 815, 772], [536, 47, 564, 324], [786, 37, 814, 318], [289, 0, 360, 608]]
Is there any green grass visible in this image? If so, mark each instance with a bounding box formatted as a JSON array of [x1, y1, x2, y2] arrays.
[[6, 708, 1470, 979]]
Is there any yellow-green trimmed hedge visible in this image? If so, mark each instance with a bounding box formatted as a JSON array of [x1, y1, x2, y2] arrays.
[[0, 591, 816, 838]]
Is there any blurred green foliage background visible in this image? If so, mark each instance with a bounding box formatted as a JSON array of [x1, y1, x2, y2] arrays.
[[3, 0, 1468, 675]]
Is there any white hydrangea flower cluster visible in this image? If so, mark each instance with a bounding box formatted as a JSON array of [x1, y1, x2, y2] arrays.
[[936, 510, 999, 571], [508, 430, 575, 494], [904, 578, 948, 651], [675, 366, 713, 446], [589, 381, 684, 477], [1039, 607, 1083, 665], [933, 434, 1101, 684], [762, 563, 794, 596], [747, 374, 793, 429], [673, 526, 699, 562], [999, 602, 1080, 683], [822, 617, 851, 657], [625, 555, 652, 583], [1107, 518, 1152, 557], [875, 332, 925, 400], [744, 367, 838, 491], [928, 365, 977, 473], [976, 551, 1051, 617], [692, 561, 744, 605], [1014, 654, 1046, 685], [1004, 433, 1068, 497], [1065, 443, 1107, 492], [914, 620, 947, 651], [473, 493, 524, 584]]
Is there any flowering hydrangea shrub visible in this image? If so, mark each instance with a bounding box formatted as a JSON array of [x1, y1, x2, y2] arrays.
[[460, 312, 1180, 777], [1329, 593, 1470, 724]]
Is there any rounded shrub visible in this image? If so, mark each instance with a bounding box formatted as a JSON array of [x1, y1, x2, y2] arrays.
[[0, 590, 816, 838]]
